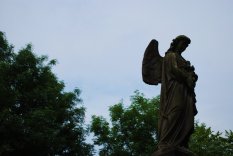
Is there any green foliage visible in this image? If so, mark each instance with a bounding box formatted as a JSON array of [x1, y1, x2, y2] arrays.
[[91, 91, 233, 156], [0, 32, 93, 156], [91, 91, 159, 156], [190, 123, 233, 156]]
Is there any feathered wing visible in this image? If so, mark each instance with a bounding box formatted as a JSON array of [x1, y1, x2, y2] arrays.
[[142, 39, 163, 85]]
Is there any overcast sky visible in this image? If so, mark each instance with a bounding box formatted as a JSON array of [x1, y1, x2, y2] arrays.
[[1, 0, 233, 134]]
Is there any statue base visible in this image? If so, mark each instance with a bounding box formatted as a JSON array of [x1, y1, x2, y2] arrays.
[[152, 146, 197, 156]]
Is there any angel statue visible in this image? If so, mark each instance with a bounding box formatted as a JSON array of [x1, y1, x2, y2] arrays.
[[142, 35, 198, 156]]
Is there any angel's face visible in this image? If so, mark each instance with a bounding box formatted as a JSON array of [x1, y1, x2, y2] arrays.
[[176, 40, 189, 54]]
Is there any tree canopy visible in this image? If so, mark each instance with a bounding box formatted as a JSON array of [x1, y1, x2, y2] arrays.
[[91, 91, 159, 156], [0, 32, 93, 156], [91, 91, 233, 156]]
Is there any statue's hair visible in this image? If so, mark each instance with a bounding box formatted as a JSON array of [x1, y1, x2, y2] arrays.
[[167, 35, 191, 52]]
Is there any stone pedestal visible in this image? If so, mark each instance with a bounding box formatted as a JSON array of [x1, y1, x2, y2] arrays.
[[152, 146, 197, 156]]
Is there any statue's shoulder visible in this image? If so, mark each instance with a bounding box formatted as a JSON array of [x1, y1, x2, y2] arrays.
[[164, 52, 177, 60]]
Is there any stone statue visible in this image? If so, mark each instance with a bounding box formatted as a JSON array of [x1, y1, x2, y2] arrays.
[[142, 35, 198, 156]]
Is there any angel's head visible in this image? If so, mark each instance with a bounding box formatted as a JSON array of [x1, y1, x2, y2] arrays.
[[169, 35, 191, 54]]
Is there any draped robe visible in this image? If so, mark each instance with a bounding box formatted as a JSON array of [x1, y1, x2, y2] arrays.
[[154, 52, 197, 156]]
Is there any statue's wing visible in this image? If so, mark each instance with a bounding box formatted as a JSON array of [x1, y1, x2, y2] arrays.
[[142, 39, 163, 85]]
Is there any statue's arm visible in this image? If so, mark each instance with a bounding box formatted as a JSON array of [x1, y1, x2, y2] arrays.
[[167, 53, 193, 87]]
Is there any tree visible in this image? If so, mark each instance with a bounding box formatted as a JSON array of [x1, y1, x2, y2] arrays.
[[91, 91, 159, 156], [91, 91, 233, 156], [189, 123, 233, 156], [0, 31, 94, 156]]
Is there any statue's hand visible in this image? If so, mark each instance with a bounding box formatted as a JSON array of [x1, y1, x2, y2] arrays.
[[193, 73, 198, 82], [186, 75, 195, 90]]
